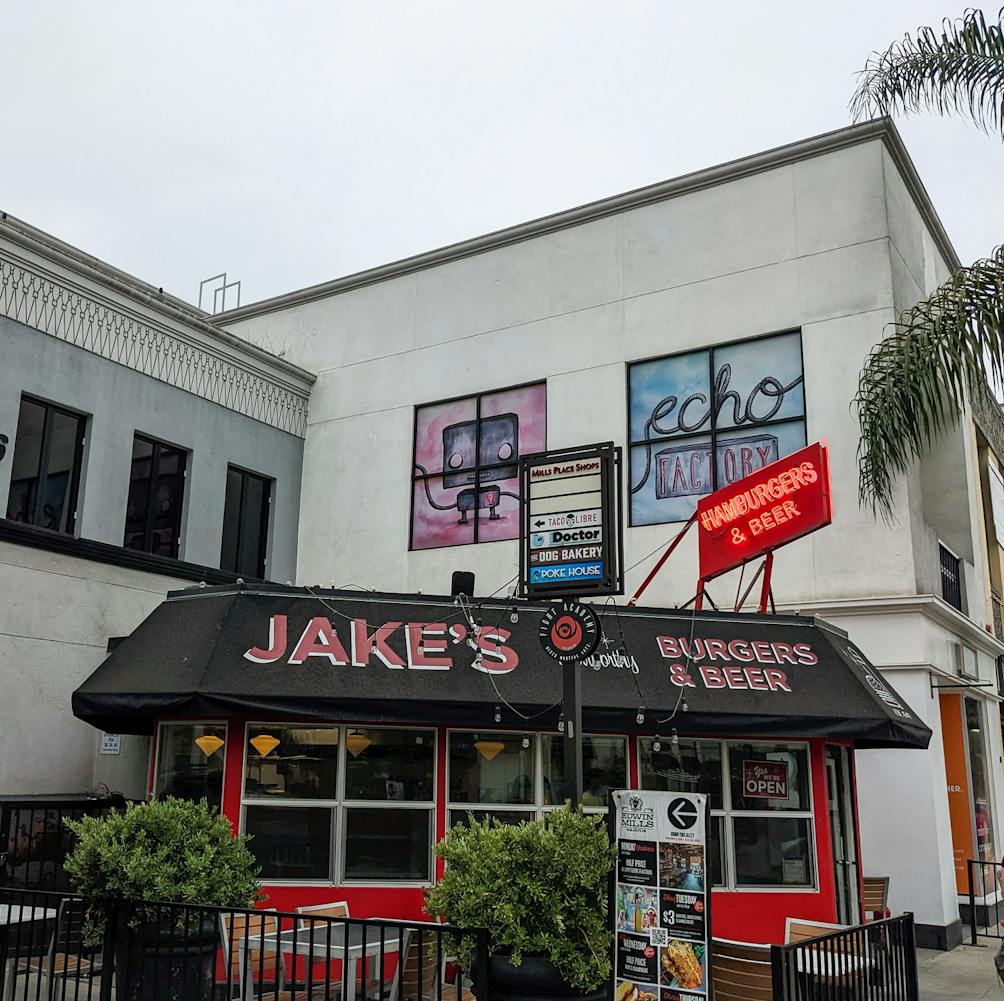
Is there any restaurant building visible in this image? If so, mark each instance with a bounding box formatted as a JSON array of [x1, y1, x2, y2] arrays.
[[2, 116, 999, 950]]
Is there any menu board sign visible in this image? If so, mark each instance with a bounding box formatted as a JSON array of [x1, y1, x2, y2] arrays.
[[612, 791, 711, 1001]]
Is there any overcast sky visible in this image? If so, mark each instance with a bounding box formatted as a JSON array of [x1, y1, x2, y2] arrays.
[[3, 2, 1001, 310]]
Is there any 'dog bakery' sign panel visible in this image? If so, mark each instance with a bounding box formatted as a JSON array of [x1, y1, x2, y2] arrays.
[[613, 790, 711, 1001]]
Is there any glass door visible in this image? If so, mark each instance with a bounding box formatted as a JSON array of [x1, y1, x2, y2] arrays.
[[826, 745, 861, 924]]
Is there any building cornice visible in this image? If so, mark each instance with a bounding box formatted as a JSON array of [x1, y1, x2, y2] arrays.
[[0, 219, 315, 437], [777, 593, 1004, 659], [214, 118, 961, 323]]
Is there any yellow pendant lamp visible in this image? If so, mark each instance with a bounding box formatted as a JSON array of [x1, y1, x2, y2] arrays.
[[250, 734, 280, 757], [474, 739, 506, 762], [194, 734, 225, 757], [346, 730, 372, 758]]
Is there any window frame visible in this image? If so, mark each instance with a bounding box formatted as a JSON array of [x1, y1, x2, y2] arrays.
[[240, 722, 437, 887], [124, 432, 188, 557], [626, 329, 807, 527], [6, 394, 87, 536], [152, 720, 229, 810], [446, 730, 629, 825], [636, 737, 817, 893], [220, 464, 273, 579], [409, 381, 547, 550]]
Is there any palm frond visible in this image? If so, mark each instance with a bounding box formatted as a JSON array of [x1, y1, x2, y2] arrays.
[[850, 7, 1004, 138], [855, 245, 1004, 519]]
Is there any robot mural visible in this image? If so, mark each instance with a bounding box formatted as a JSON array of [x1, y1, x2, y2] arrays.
[[411, 384, 546, 549]]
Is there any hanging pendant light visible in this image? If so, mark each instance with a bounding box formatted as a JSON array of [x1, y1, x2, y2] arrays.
[[346, 730, 372, 758], [250, 734, 280, 758], [474, 739, 506, 762], [194, 734, 224, 757]]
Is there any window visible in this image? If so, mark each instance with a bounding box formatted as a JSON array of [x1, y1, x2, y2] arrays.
[[221, 466, 272, 578], [627, 332, 805, 525], [6, 396, 86, 534], [241, 725, 435, 883], [447, 732, 627, 828], [154, 723, 226, 807], [411, 383, 546, 549], [939, 543, 964, 612], [639, 738, 815, 890], [124, 435, 187, 556]]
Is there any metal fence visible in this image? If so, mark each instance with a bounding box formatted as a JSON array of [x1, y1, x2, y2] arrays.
[[769, 914, 919, 1001], [0, 886, 488, 1001], [967, 858, 1004, 942], [0, 797, 127, 893]]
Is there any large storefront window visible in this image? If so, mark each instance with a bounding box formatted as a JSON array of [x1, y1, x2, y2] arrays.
[[448, 732, 627, 827], [154, 723, 226, 806], [639, 738, 815, 890], [411, 384, 546, 549], [241, 725, 435, 883], [965, 699, 996, 866], [628, 331, 806, 525]]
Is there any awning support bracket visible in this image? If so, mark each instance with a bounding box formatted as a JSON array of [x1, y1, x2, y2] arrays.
[[929, 678, 996, 697]]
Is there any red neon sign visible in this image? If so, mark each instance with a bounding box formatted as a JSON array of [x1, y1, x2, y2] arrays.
[[696, 441, 832, 581]]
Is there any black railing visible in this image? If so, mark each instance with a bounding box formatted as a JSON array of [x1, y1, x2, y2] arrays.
[[0, 795, 127, 892], [770, 914, 919, 1001], [939, 544, 963, 612], [0, 886, 488, 1001], [967, 858, 1004, 942]]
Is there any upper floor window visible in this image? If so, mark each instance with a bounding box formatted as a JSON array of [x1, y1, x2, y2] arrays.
[[411, 383, 546, 549], [628, 331, 806, 525], [6, 395, 86, 535], [124, 434, 187, 557], [221, 466, 272, 579], [939, 543, 964, 612]]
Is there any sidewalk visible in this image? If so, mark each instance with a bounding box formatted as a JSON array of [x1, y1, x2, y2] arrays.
[[919, 940, 1001, 1000]]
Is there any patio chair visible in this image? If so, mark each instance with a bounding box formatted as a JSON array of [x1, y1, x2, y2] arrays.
[[296, 902, 350, 925], [370, 927, 473, 1001], [862, 876, 891, 921], [3, 897, 101, 1001], [219, 911, 289, 1001], [711, 938, 773, 1001], [784, 917, 869, 990]]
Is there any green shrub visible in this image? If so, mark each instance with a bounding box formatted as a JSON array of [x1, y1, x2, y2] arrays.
[[64, 798, 261, 939], [426, 807, 615, 992]]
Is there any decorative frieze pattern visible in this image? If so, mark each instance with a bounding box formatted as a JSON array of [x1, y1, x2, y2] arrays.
[[0, 254, 309, 437]]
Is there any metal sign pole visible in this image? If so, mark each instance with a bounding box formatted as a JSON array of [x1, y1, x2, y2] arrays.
[[562, 659, 584, 809]]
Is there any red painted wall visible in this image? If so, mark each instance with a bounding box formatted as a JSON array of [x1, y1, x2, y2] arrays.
[[152, 717, 851, 944]]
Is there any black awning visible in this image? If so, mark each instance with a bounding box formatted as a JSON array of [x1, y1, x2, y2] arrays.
[[72, 584, 931, 749]]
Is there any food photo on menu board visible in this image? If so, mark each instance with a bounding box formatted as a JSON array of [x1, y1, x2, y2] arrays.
[[612, 791, 710, 1001]]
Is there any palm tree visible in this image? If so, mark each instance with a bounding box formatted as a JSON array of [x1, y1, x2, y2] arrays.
[[850, 8, 1004, 519]]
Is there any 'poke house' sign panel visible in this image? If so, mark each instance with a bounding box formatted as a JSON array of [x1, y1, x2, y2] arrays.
[[696, 441, 832, 581]]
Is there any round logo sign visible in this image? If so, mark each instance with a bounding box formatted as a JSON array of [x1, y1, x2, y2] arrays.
[[538, 601, 601, 663]]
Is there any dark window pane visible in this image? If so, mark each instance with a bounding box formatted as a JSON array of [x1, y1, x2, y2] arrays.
[[155, 724, 225, 806], [733, 816, 814, 887], [245, 725, 339, 799], [639, 739, 724, 810], [237, 474, 268, 576], [245, 806, 332, 881], [6, 399, 46, 524], [220, 467, 243, 572], [343, 729, 435, 801], [728, 743, 810, 812], [343, 808, 430, 881], [40, 411, 82, 533], [125, 436, 186, 555], [449, 733, 535, 805], [541, 735, 626, 808], [708, 816, 724, 888], [448, 810, 531, 829]]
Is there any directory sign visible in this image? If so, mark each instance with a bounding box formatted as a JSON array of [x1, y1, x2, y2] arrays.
[[519, 443, 623, 599], [611, 791, 712, 1001]]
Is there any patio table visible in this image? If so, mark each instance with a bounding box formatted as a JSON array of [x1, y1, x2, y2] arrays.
[[0, 905, 57, 1000], [242, 923, 401, 1001]]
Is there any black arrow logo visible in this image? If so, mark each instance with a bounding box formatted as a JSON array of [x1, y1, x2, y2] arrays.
[[534, 520, 545, 527], [667, 797, 698, 831]]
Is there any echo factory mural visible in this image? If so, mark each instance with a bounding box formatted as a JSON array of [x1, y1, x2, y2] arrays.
[[628, 331, 806, 526], [411, 384, 547, 549]]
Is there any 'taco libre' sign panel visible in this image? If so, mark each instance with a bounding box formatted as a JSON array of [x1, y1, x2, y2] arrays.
[[696, 440, 832, 581]]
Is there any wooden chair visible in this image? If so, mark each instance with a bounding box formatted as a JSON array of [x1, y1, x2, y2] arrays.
[[373, 927, 474, 1001], [711, 938, 774, 1001], [862, 877, 891, 921], [784, 917, 849, 943], [292, 902, 350, 995], [296, 901, 350, 926], [5, 898, 101, 1001], [783, 917, 870, 990], [219, 911, 287, 1001]]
